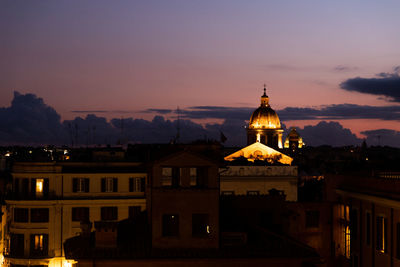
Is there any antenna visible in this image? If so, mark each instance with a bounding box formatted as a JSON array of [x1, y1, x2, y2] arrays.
[[176, 106, 180, 143]]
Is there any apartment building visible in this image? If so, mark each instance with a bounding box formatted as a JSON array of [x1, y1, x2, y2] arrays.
[[5, 161, 146, 267]]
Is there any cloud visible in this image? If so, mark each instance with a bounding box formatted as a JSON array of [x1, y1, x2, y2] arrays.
[[264, 64, 300, 71], [361, 129, 400, 147], [0, 92, 67, 145], [71, 110, 108, 113], [0, 92, 399, 147], [340, 66, 400, 102], [279, 104, 400, 121], [298, 121, 362, 147], [333, 65, 358, 72], [174, 104, 400, 122], [142, 108, 173, 114]]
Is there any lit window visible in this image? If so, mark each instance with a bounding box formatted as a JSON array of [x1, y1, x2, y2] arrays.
[[345, 226, 351, 259], [36, 179, 44, 194], [35, 235, 44, 250], [376, 216, 387, 253], [30, 234, 48, 257]]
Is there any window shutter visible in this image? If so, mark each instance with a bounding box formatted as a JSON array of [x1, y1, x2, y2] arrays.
[[31, 179, 36, 198], [14, 178, 20, 196], [44, 179, 49, 196], [22, 179, 29, 194], [101, 178, 106, 192], [72, 178, 78, 192], [43, 234, 49, 256], [30, 234, 35, 255], [140, 178, 145, 192], [113, 178, 118, 192], [129, 178, 133, 192], [84, 178, 89, 192]]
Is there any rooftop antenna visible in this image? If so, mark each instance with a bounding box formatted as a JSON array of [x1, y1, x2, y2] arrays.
[[176, 106, 181, 143]]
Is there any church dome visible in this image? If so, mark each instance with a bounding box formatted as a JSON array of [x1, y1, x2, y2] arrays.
[[248, 87, 281, 129]]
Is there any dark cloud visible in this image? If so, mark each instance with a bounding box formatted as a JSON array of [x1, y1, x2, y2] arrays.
[[279, 104, 400, 121], [142, 108, 173, 114], [340, 67, 400, 102], [0, 92, 399, 147], [0, 92, 67, 145], [299, 121, 362, 147], [176, 104, 400, 122], [71, 110, 108, 113], [361, 129, 400, 147]]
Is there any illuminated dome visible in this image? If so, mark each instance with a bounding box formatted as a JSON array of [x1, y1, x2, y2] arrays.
[[249, 88, 281, 129], [246, 86, 283, 149]]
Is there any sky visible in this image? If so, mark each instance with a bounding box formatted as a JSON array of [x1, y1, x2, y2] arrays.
[[1, 0, 400, 146]]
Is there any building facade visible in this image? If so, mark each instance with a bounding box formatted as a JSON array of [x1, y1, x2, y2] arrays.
[[219, 165, 298, 201], [148, 150, 220, 249], [5, 161, 146, 267]]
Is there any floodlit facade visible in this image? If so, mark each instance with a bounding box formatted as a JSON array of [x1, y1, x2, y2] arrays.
[[5, 161, 146, 267], [220, 165, 298, 201]]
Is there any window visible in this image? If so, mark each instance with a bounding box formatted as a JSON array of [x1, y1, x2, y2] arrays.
[[161, 167, 181, 187], [192, 214, 210, 237], [101, 207, 118, 221], [345, 225, 351, 258], [350, 209, 358, 240], [190, 167, 208, 187], [306, 210, 320, 228], [36, 179, 44, 194], [30, 234, 48, 257], [366, 212, 371, 246], [10, 233, 24, 257], [376, 216, 387, 253], [31, 178, 49, 197], [339, 204, 351, 259], [129, 177, 145, 192], [397, 223, 400, 259], [247, 191, 260, 196], [31, 208, 49, 223], [101, 178, 118, 192], [129, 206, 141, 219], [162, 214, 179, 237], [72, 207, 89, 222], [72, 178, 89, 193], [14, 208, 28, 222]]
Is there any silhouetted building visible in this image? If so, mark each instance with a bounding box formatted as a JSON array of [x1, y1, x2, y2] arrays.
[[148, 150, 220, 249]]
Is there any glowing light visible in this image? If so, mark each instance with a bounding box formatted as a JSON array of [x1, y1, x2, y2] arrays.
[[206, 225, 210, 234], [63, 261, 72, 267], [36, 179, 44, 193], [4, 152, 10, 157]]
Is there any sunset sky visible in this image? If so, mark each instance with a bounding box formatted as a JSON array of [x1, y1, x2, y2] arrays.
[[1, 0, 400, 145]]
